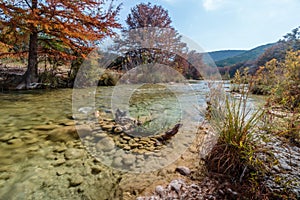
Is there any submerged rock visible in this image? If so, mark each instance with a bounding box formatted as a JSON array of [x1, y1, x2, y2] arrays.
[[96, 137, 115, 152], [122, 154, 136, 166], [112, 157, 123, 168], [34, 124, 59, 131], [64, 148, 85, 160], [52, 158, 66, 166], [76, 125, 92, 138], [7, 138, 23, 147], [46, 126, 79, 142], [69, 174, 84, 187]]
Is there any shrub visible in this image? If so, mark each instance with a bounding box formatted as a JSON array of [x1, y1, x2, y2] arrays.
[[98, 72, 118, 86], [205, 87, 265, 180], [253, 50, 300, 110]]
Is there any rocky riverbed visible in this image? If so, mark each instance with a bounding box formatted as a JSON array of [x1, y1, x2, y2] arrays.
[[1, 84, 299, 199], [0, 86, 209, 199], [137, 134, 300, 200], [0, 115, 212, 199], [262, 134, 300, 196], [0, 122, 123, 199]]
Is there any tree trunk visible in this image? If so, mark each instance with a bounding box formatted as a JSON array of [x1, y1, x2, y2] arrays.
[[17, 0, 39, 89], [25, 30, 39, 87]]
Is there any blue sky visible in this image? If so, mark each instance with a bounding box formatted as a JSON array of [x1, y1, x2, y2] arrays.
[[117, 0, 300, 52]]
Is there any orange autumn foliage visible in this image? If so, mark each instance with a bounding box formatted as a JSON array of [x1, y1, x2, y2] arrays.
[[0, 0, 121, 58], [0, 0, 121, 88]]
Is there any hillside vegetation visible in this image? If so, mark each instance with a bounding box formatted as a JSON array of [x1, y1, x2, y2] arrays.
[[208, 50, 246, 62], [215, 43, 275, 67]]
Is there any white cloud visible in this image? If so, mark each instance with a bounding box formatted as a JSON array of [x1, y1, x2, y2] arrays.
[[202, 0, 227, 11]]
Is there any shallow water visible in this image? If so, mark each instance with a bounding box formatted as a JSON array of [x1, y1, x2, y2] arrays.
[[0, 81, 213, 199], [2, 81, 290, 199]]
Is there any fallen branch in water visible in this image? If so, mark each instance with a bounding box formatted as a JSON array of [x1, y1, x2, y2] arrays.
[[155, 123, 182, 144]]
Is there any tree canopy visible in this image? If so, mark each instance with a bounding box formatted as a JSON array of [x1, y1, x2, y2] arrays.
[[0, 0, 121, 88], [126, 2, 171, 29], [109, 2, 201, 80], [256, 26, 300, 67]]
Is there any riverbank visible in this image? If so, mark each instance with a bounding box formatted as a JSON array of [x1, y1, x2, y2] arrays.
[[136, 93, 300, 199], [0, 62, 73, 90]]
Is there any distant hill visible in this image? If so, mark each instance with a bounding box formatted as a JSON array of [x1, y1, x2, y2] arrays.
[[209, 43, 276, 67], [208, 50, 246, 62]]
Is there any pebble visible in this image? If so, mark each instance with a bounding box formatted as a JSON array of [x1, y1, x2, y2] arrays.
[[69, 175, 84, 187], [114, 126, 123, 133], [168, 179, 185, 194], [112, 157, 123, 168], [0, 134, 14, 142], [123, 145, 131, 151], [175, 166, 191, 176], [76, 125, 92, 137], [96, 137, 115, 152], [140, 137, 151, 143], [94, 133, 107, 139], [130, 143, 140, 148], [53, 146, 67, 153], [128, 139, 136, 146], [24, 137, 39, 145], [123, 136, 132, 141], [145, 147, 155, 151], [20, 126, 32, 130], [52, 158, 66, 166], [61, 121, 75, 126], [56, 168, 67, 176], [102, 124, 114, 131], [91, 166, 102, 174], [0, 173, 11, 180], [280, 162, 292, 171], [122, 154, 136, 166], [155, 185, 165, 196], [227, 188, 238, 196], [7, 138, 23, 147], [64, 148, 85, 160]]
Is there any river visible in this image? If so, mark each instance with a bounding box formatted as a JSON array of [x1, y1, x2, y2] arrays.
[[0, 81, 213, 199], [1, 81, 298, 199]]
